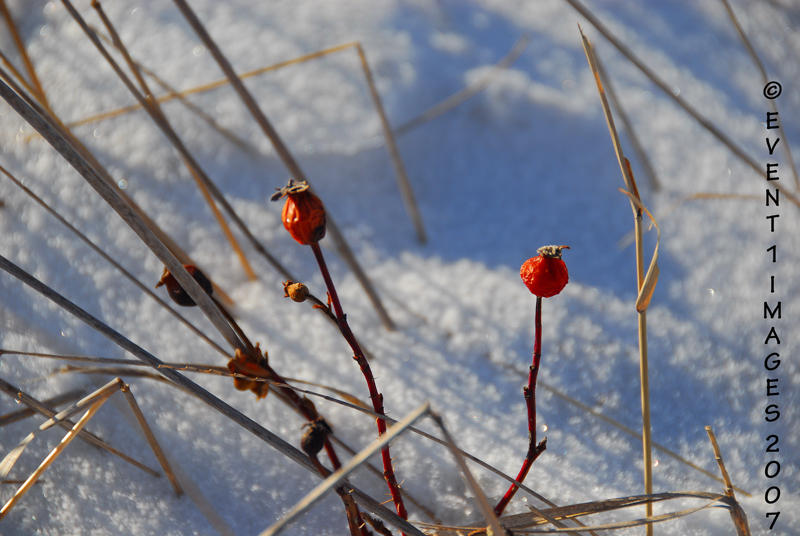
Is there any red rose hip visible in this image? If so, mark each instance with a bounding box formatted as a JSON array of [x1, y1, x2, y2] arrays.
[[272, 179, 326, 245], [520, 245, 569, 298]]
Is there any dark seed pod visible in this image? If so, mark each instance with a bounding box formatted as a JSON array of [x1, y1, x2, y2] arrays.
[[301, 418, 332, 457], [155, 264, 213, 307]]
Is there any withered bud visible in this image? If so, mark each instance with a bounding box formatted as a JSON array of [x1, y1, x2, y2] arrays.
[[301, 418, 332, 457], [536, 245, 570, 259], [283, 280, 309, 302], [228, 346, 270, 398], [155, 264, 213, 307]]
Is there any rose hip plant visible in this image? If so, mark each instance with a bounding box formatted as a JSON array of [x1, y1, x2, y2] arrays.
[[494, 245, 569, 516], [272, 178, 410, 530]]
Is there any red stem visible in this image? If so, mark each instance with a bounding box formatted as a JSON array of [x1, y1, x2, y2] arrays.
[[311, 242, 409, 529], [235, 341, 369, 533], [494, 295, 546, 516]]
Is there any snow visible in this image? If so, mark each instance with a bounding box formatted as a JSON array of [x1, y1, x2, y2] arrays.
[[0, 1, 798, 535]]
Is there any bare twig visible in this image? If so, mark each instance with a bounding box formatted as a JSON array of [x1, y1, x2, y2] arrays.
[[48, 357, 584, 533], [494, 296, 547, 517], [310, 241, 409, 528]]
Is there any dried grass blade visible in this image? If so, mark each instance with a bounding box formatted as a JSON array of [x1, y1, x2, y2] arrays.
[[509, 496, 728, 533], [0, 378, 122, 480], [429, 411, 504, 536], [580, 27, 655, 532], [0, 254, 421, 535], [618, 184, 661, 313], [593, 52, 660, 191], [120, 385, 183, 495], [0, 47, 34, 97], [0, 378, 160, 476], [88, 0, 257, 282], [86, 22, 257, 154], [565, 0, 800, 208], [500, 491, 723, 529], [355, 42, 427, 243], [395, 33, 531, 137], [63, 41, 359, 131], [0, 396, 106, 519], [0, 74, 245, 352], [0, 163, 229, 357], [61, 0, 291, 289], [0, 0, 50, 111], [705, 426, 751, 536], [170, 0, 396, 330], [536, 380, 750, 496], [0, 388, 84, 427]]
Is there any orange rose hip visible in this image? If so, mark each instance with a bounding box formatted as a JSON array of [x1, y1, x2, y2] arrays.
[[272, 180, 326, 245]]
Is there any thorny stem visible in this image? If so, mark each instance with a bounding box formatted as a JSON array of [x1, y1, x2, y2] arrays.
[[494, 295, 547, 516], [310, 242, 409, 530], [210, 290, 369, 534], [237, 344, 371, 535]]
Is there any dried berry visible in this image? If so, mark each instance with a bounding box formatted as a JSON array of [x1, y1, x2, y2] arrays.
[[155, 264, 213, 307], [520, 245, 569, 298], [283, 280, 309, 302], [227, 346, 270, 399], [271, 179, 326, 245], [301, 418, 332, 457]]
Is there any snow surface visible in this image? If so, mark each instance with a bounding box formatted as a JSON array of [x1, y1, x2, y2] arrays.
[[1, 1, 798, 535]]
